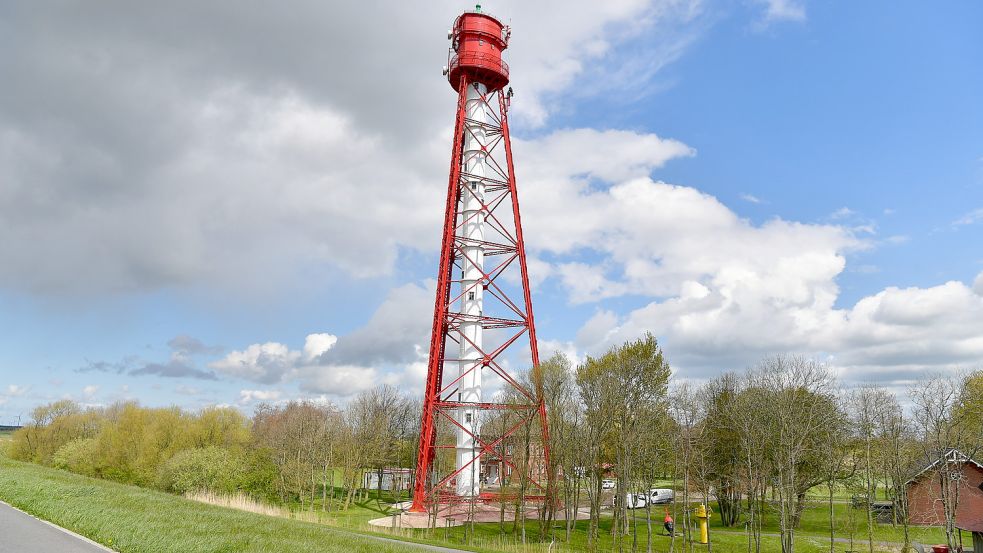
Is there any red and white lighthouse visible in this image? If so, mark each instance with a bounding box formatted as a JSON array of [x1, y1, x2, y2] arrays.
[[410, 5, 551, 512]]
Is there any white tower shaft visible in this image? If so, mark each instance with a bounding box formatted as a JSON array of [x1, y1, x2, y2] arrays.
[[456, 82, 488, 497]]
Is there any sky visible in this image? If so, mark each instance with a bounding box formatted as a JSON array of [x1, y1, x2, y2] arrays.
[[1, 0, 981, 423]]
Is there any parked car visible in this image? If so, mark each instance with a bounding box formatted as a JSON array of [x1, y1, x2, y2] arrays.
[[601, 479, 616, 490], [614, 492, 648, 509], [647, 488, 674, 505]]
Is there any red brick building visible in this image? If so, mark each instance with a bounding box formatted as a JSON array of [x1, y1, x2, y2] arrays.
[[906, 449, 983, 530]]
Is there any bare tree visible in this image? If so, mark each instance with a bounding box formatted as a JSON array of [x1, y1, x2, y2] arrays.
[[671, 383, 700, 553], [849, 386, 892, 553], [909, 373, 983, 549], [878, 392, 914, 552], [538, 352, 582, 544]]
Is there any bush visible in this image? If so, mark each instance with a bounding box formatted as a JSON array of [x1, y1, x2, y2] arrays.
[[52, 438, 98, 475], [157, 446, 246, 495]]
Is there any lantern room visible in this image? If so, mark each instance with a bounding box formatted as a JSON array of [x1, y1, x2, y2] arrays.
[[445, 6, 510, 92]]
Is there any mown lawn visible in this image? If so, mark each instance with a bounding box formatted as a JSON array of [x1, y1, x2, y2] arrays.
[[0, 455, 441, 553], [421, 496, 948, 553]]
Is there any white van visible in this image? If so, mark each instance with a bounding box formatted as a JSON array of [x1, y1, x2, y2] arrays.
[[647, 488, 674, 504], [613, 492, 648, 509]]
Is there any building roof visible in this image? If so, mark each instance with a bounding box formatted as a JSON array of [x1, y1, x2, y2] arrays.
[[905, 448, 983, 486], [956, 521, 983, 533]]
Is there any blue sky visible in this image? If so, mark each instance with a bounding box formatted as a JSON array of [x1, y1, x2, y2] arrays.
[[1, 0, 981, 423]]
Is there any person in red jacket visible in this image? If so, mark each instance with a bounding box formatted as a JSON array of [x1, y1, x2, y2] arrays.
[[664, 510, 674, 536]]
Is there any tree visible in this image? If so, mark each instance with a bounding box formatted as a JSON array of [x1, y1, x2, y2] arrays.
[[698, 374, 744, 528], [755, 355, 843, 553], [849, 386, 894, 553], [252, 401, 337, 509], [877, 392, 914, 553], [576, 347, 620, 550], [576, 333, 671, 551], [538, 352, 581, 543], [909, 373, 983, 550]]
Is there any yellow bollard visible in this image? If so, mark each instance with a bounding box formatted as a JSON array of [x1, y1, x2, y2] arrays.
[[696, 503, 711, 544]]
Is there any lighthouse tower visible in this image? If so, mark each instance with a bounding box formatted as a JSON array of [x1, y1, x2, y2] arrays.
[[410, 6, 551, 512]]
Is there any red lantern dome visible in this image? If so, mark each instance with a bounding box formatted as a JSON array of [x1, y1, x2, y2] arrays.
[[446, 8, 510, 92]]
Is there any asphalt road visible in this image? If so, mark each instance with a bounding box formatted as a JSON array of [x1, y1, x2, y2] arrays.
[[0, 501, 112, 552]]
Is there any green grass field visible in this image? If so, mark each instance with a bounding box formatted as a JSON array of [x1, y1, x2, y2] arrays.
[[0, 455, 442, 553], [0, 451, 953, 553], [417, 488, 949, 553]]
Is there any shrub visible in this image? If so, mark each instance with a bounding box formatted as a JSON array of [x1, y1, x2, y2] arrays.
[[52, 438, 99, 475], [156, 446, 246, 494]]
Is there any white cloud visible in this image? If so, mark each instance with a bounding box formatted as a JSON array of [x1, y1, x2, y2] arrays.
[[303, 333, 338, 362], [531, 177, 860, 305], [538, 339, 582, 368], [0, 0, 706, 298], [830, 207, 855, 219], [212, 283, 431, 396], [210, 341, 302, 384], [296, 365, 395, 397], [82, 385, 99, 398], [975, 271, 983, 296], [740, 193, 762, 204], [238, 389, 282, 404], [754, 0, 806, 24], [509, 129, 981, 386]]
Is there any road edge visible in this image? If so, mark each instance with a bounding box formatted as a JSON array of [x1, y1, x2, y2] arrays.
[[0, 499, 116, 552]]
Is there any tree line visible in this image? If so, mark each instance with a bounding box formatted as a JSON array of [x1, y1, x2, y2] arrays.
[[537, 342, 982, 553], [4, 333, 982, 553], [6, 386, 418, 512]]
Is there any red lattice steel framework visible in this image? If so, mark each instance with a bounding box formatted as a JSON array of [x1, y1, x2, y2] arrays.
[[409, 64, 552, 512]]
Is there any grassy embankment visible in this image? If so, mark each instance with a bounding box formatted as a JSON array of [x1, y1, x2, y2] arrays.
[[0, 454, 441, 553]]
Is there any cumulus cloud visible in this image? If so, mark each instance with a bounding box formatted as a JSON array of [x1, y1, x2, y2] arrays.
[[0, 0, 703, 298], [211, 282, 432, 396], [211, 339, 404, 397], [210, 342, 302, 385], [560, 268, 983, 386], [208, 122, 980, 393], [4, 1, 975, 400], [319, 283, 433, 366], [507, 128, 981, 386]]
